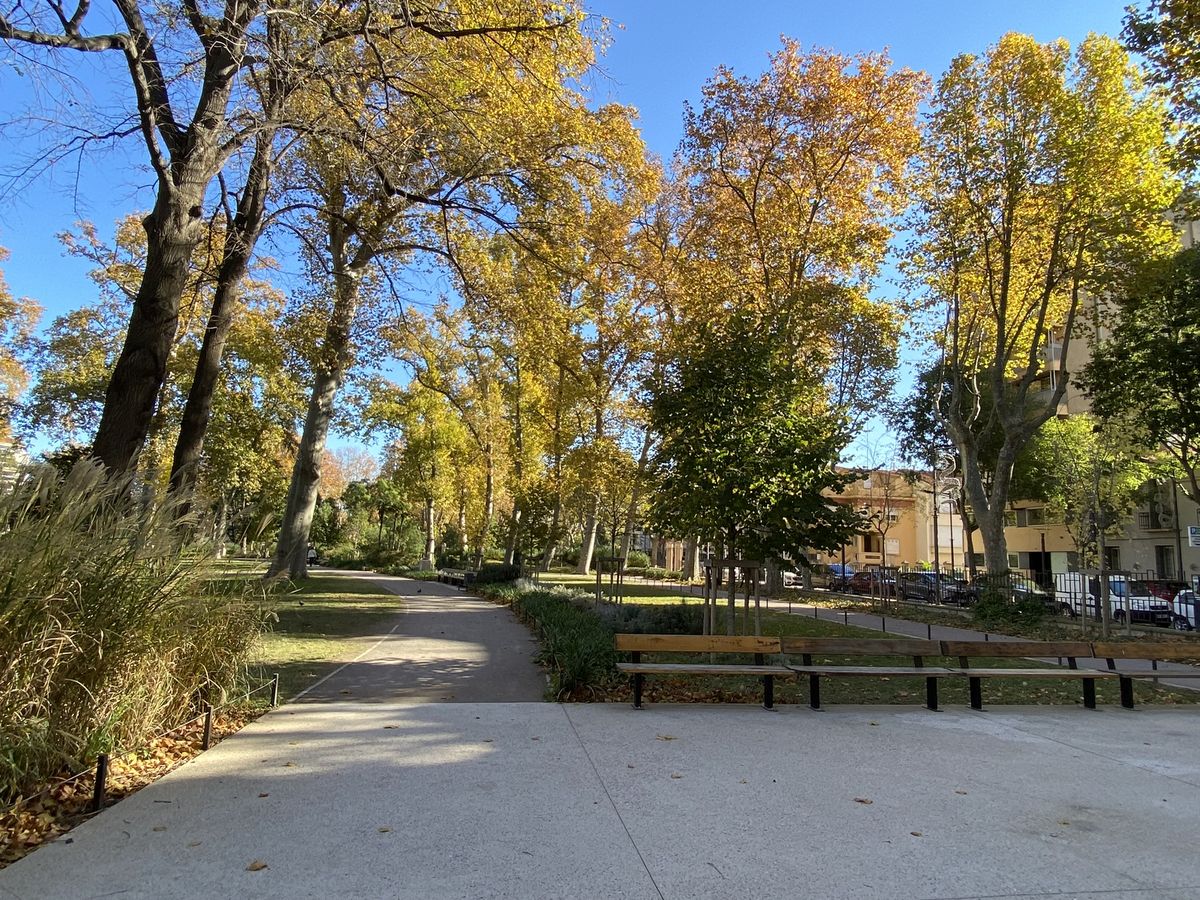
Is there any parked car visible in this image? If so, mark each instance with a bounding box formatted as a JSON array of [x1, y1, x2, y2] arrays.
[[897, 571, 972, 605], [846, 570, 896, 597], [1056, 574, 1172, 626], [824, 563, 855, 592], [782, 569, 804, 588], [1171, 589, 1199, 631], [969, 573, 1075, 617]]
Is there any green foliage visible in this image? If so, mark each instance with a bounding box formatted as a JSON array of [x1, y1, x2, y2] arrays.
[[1080, 246, 1200, 506], [1125, 0, 1200, 171], [500, 588, 619, 699], [474, 563, 520, 584], [648, 311, 861, 562], [971, 582, 1049, 630], [591, 601, 703, 635], [0, 461, 268, 800], [625, 549, 651, 569]]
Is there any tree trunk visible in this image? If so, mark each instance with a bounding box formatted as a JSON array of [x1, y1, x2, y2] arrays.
[[618, 430, 653, 563], [267, 251, 362, 580], [474, 452, 494, 569], [93, 192, 208, 473], [169, 132, 275, 505], [542, 492, 562, 571], [577, 501, 599, 575], [457, 496, 469, 561], [504, 507, 521, 566], [682, 536, 701, 581], [214, 495, 229, 558], [419, 497, 435, 570]]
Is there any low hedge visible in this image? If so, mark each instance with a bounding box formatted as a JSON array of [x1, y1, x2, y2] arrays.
[[479, 582, 702, 699]]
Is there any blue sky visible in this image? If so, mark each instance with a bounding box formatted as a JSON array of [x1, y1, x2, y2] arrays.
[[0, 0, 1133, 455]]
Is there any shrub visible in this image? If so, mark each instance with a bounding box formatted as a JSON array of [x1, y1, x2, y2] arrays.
[[474, 562, 520, 584], [507, 589, 618, 698], [625, 550, 652, 569], [591, 601, 703, 635], [0, 462, 268, 800]]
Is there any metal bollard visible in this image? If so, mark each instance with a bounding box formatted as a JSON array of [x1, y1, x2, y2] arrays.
[[882, 616, 887, 633], [844, 611, 848, 626], [202, 703, 213, 750], [270, 673, 280, 707], [927, 623, 932, 640], [92, 753, 109, 812]]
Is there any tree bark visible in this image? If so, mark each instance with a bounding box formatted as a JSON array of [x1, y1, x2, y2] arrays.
[[577, 501, 599, 575], [682, 536, 701, 581], [618, 430, 653, 564], [267, 228, 363, 579], [419, 497, 435, 570], [473, 451, 494, 569], [169, 128, 276, 505]]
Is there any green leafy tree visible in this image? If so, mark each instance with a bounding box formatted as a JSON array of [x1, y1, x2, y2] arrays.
[[1080, 246, 1200, 505], [648, 312, 860, 634], [1125, 0, 1200, 172]]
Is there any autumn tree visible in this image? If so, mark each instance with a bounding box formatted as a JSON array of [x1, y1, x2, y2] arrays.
[[673, 41, 926, 419], [0, 249, 39, 440], [909, 33, 1178, 573]]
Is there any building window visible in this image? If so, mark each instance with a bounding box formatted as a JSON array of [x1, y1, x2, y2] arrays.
[[862, 533, 882, 554], [1155, 545, 1176, 580], [1137, 511, 1152, 529], [1104, 546, 1120, 571]]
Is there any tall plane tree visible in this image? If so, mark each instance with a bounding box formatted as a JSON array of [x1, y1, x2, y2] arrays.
[[909, 33, 1177, 573]]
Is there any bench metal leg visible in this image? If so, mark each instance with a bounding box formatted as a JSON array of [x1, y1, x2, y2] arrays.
[[809, 674, 821, 710], [925, 677, 938, 711], [1119, 675, 1134, 709], [763, 675, 774, 710], [969, 677, 983, 711], [633, 673, 644, 709], [1083, 678, 1096, 710]]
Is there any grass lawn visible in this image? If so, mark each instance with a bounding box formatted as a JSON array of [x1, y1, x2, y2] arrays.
[[533, 575, 1197, 706], [244, 573, 403, 701]]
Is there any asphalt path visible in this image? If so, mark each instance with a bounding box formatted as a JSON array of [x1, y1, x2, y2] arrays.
[[292, 569, 547, 703]]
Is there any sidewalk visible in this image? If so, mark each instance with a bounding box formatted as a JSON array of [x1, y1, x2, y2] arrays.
[[2, 702, 1199, 899], [5, 572, 1200, 899]]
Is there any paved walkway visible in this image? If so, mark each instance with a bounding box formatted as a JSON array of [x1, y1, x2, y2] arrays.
[[5, 572, 1200, 899], [3, 703, 1200, 899], [293, 569, 546, 703]]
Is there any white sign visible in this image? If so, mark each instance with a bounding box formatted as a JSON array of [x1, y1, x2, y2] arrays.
[[1188, 525, 1200, 548], [885, 538, 900, 557]]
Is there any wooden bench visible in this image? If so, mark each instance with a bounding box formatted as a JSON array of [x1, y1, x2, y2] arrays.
[[437, 570, 474, 589], [781, 638, 952, 711], [941, 641, 1113, 710], [615, 634, 789, 709], [1091, 642, 1200, 709]]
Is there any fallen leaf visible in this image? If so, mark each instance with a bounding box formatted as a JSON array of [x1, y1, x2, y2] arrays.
[[246, 860, 268, 872], [910, 832, 923, 837], [339, 690, 351, 695], [1058, 820, 1070, 826], [282, 761, 296, 768], [482, 739, 493, 743], [257, 793, 269, 798], [151, 826, 167, 832], [656, 734, 677, 741], [626, 764, 635, 769], [383, 725, 398, 730], [868, 722, 879, 726], [378, 827, 392, 833], [854, 798, 873, 805], [187, 841, 202, 848], [954, 790, 967, 795], [670, 773, 683, 779]]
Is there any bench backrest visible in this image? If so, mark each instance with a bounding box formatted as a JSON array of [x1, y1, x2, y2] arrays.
[[614, 634, 782, 654], [1090, 641, 1200, 661], [941, 640, 1092, 659], [781, 638, 942, 657]]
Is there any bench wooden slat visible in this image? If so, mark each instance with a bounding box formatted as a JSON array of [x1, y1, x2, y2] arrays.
[[941, 640, 1093, 658], [615, 634, 781, 653], [781, 638, 941, 656], [946, 667, 1116, 679], [1110, 668, 1200, 677], [1090, 642, 1200, 662], [617, 663, 790, 676], [785, 665, 957, 677]]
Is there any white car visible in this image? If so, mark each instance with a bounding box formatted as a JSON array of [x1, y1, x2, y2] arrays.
[[1172, 589, 1199, 631]]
